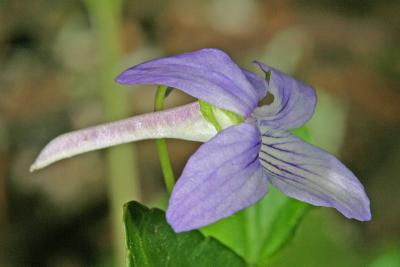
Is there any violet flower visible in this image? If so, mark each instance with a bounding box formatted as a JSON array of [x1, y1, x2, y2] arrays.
[[31, 48, 371, 232]]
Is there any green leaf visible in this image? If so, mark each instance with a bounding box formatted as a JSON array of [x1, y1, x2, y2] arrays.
[[201, 188, 310, 266], [257, 197, 310, 265], [123, 201, 247, 267], [369, 247, 400, 267], [201, 126, 312, 266]]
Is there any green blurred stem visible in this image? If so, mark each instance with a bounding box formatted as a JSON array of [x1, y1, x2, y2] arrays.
[[85, 0, 141, 266], [154, 85, 176, 195]]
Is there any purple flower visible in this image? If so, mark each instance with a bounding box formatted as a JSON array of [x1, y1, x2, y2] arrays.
[[31, 48, 371, 232]]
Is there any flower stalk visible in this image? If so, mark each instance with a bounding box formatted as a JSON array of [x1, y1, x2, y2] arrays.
[[154, 85, 176, 195]]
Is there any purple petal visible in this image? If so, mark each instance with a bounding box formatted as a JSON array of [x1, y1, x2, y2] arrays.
[[253, 61, 316, 130], [116, 48, 260, 117], [166, 123, 268, 232], [259, 130, 371, 221], [241, 68, 268, 101]]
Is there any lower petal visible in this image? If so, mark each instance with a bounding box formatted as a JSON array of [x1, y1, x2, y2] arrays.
[[166, 123, 268, 232], [259, 130, 371, 221]]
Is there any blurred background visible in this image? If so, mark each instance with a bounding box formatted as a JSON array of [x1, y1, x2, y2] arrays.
[[1, 0, 399, 266]]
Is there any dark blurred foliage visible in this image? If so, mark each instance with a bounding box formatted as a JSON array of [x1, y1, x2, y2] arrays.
[[0, 0, 399, 266]]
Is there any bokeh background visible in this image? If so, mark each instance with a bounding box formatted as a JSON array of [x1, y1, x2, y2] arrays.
[[1, 0, 399, 266]]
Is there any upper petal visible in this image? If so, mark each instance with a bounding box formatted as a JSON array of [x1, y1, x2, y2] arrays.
[[252, 62, 316, 130], [259, 130, 371, 221], [166, 123, 268, 232], [116, 48, 260, 117]]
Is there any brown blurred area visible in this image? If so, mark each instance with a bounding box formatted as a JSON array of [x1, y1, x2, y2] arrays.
[[0, 0, 399, 266]]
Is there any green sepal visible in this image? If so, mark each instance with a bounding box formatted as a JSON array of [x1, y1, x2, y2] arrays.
[[199, 100, 245, 131], [199, 100, 223, 132], [221, 109, 244, 124]]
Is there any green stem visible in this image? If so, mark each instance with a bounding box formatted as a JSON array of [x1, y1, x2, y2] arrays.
[[85, 0, 141, 266], [154, 85, 176, 195]]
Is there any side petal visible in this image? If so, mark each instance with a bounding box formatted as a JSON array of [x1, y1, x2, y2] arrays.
[[253, 61, 316, 130], [116, 48, 260, 117], [241, 68, 268, 101], [259, 130, 371, 221], [166, 123, 268, 232]]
